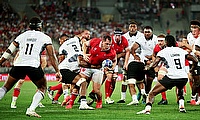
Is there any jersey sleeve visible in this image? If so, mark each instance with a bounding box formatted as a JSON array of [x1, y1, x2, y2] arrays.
[[89, 38, 100, 47], [44, 35, 52, 45], [122, 36, 129, 48], [195, 37, 200, 47], [157, 49, 164, 58], [59, 42, 68, 55]]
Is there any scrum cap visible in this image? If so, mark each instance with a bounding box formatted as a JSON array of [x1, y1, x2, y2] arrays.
[[114, 28, 123, 35], [29, 16, 42, 30], [190, 20, 200, 27]]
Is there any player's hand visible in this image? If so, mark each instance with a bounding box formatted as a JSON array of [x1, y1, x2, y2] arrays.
[[123, 64, 128, 71], [55, 71, 62, 82], [83, 54, 90, 62], [77, 55, 91, 68]]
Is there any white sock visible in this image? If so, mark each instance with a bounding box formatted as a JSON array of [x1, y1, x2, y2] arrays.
[[145, 105, 152, 112], [80, 99, 87, 105], [63, 89, 69, 99], [179, 99, 184, 108], [121, 92, 126, 100], [0, 87, 7, 100], [132, 95, 137, 101], [29, 90, 44, 111], [12, 96, 18, 103]]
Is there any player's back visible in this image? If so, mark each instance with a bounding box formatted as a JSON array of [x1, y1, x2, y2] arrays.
[[157, 47, 188, 79], [14, 30, 52, 68], [58, 37, 82, 71]]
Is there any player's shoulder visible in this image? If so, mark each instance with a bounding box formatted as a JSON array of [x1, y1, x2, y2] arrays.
[[137, 31, 143, 36]]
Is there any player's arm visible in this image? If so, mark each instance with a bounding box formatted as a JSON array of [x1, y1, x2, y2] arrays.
[[123, 47, 130, 70], [0, 41, 18, 65], [117, 52, 125, 59], [40, 56, 47, 70], [186, 54, 198, 74], [58, 54, 65, 63], [149, 56, 162, 68], [152, 52, 156, 61], [111, 55, 117, 70], [131, 42, 139, 56], [193, 45, 200, 57], [178, 41, 193, 52], [46, 44, 62, 80], [77, 55, 91, 68], [82, 40, 90, 62]]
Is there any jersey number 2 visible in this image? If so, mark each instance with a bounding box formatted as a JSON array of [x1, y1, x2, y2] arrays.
[[25, 43, 33, 55]]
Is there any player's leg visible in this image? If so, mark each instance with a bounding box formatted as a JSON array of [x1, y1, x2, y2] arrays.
[[26, 67, 46, 118], [190, 75, 200, 105], [0, 75, 19, 100], [11, 79, 25, 108], [176, 78, 188, 113], [109, 73, 117, 99], [127, 79, 138, 105], [105, 72, 114, 104], [72, 75, 94, 110], [137, 81, 167, 114], [157, 66, 168, 105], [52, 88, 63, 104], [48, 83, 63, 100], [0, 66, 24, 100], [106, 67, 118, 103], [61, 83, 71, 106], [117, 70, 127, 103], [66, 86, 79, 109], [92, 70, 104, 108]]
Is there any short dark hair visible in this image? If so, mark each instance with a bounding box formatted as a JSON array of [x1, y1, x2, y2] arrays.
[[102, 35, 112, 42], [129, 20, 137, 25], [29, 16, 42, 30], [165, 35, 176, 47], [144, 26, 153, 31], [60, 33, 69, 38], [190, 20, 200, 27]]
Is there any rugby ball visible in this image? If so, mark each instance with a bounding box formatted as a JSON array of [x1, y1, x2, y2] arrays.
[[102, 59, 113, 68]]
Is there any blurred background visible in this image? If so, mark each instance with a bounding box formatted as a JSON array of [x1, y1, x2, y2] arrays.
[[0, 0, 200, 74]]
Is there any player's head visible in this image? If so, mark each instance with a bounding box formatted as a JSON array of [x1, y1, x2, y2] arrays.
[[128, 21, 138, 34], [101, 35, 112, 51], [144, 26, 153, 39], [165, 35, 176, 47], [114, 28, 123, 43], [157, 34, 166, 48], [29, 16, 42, 31], [59, 33, 69, 45], [190, 20, 200, 38], [81, 30, 91, 41]]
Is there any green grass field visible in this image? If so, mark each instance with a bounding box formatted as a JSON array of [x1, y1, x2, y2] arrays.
[[1, 81, 200, 120]]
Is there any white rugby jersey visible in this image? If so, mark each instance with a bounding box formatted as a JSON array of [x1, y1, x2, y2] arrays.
[[157, 47, 188, 79], [135, 34, 157, 58], [14, 30, 52, 68], [187, 32, 196, 47], [123, 31, 143, 47], [194, 36, 200, 47], [58, 37, 82, 71], [123, 31, 143, 64]]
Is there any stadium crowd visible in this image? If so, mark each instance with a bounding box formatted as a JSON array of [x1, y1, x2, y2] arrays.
[[0, 1, 190, 68], [1, 0, 200, 118]]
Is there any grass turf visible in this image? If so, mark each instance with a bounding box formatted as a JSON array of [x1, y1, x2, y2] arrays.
[[1, 81, 200, 120]]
